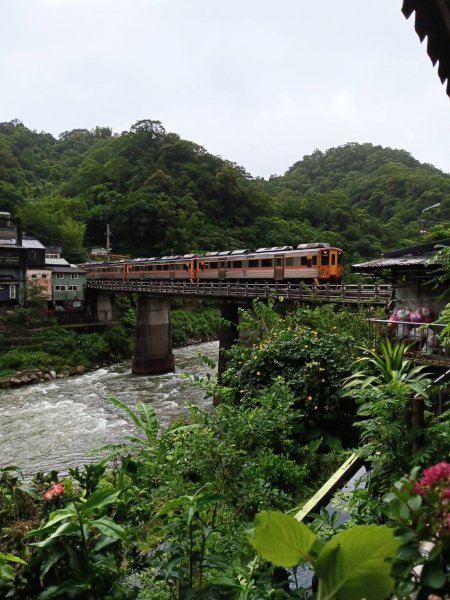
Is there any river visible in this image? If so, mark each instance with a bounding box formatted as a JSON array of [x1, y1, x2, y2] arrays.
[[0, 341, 218, 477]]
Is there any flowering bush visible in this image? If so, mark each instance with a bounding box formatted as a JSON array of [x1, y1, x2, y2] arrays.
[[222, 304, 362, 448], [414, 462, 450, 541], [384, 463, 450, 599]]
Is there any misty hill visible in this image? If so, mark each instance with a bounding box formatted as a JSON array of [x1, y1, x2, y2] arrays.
[[1, 119, 450, 268]]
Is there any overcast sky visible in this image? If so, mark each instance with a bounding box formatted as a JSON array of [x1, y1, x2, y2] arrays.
[[1, 0, 449, 179]]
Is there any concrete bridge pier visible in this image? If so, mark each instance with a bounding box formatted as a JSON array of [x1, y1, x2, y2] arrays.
[[217, 301, 240, 378], [95, 293, 116, 321], [132, 295, 175, 375]]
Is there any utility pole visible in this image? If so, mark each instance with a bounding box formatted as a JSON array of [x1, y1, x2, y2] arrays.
[[106, 224, 112, 261]]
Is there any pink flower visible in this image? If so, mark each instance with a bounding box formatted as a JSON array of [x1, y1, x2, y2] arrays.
[[52, 483, 64, 495], [415, 462, 450, 495], [42, 482, 64, 501]]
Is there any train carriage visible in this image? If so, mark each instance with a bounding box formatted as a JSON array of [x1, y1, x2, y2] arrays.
[[81, 243, 343, 284]]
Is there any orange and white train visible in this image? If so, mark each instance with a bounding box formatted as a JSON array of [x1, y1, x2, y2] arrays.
[[81, 243, 343, 284]]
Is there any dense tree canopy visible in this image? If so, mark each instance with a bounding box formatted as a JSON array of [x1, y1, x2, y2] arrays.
[[1, 120, 450, 267]]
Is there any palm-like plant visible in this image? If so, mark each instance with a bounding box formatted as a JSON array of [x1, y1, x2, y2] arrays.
[[343, 338, 432, 398]]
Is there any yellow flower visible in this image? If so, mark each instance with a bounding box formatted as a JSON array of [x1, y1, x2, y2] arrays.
[[278, 296, 284, 302], [256, 371, 261, 376], [319, 367, 325, 371], [240, 389, 244, 393], [304, 345, 309, 349], [307, 395, 312, 401], [287, 326, 291, 331], [321, 378, 325, 382]]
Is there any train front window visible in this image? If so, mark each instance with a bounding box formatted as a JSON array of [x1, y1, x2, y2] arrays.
[[331, 254, 336, 266], [321, 252, 329, 266]]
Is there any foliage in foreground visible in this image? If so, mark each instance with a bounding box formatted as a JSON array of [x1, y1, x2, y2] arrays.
[[1, 302, 449, 599]]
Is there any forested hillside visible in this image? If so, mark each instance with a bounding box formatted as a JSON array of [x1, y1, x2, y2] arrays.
[[1, 119, 450, 269]]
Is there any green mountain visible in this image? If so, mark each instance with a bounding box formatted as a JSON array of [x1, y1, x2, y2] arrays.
[[1, 119, 450, 269]]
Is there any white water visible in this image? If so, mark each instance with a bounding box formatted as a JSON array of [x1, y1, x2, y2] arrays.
[[0, 341, 218, 476]]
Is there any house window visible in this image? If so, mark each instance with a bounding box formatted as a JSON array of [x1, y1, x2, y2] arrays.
[[9, 285, 16, 299], [31, 274, 38, 279], [55, 285, 66, 291], [56, 273, 64, 279], [67, 285, 78, 291], [71, 274, 78, 279]]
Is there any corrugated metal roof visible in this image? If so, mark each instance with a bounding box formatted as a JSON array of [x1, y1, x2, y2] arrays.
[[352, 238, 450, 272], [46, 258, 70, 266], [352, 255, 428, 271], [21, 237, 46, 249]]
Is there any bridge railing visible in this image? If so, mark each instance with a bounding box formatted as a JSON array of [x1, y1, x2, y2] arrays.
[[86, 279, 391, 304]]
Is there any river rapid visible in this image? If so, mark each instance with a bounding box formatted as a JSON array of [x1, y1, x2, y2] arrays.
[[0, 341, 218, 477]]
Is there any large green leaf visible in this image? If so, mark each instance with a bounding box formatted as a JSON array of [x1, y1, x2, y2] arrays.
[[25, 507, 77, 538], [81, 487, 120, 514], [91, 516, 127, 540], [31, 521, 80, 548], [315, 524, 399, 600], [137, 402, 159, 441], [250, 510, 320, 567], [0, 552, 27, 565]]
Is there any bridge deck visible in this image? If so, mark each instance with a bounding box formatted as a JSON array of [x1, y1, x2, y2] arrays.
[[87, 280, 391, 305]]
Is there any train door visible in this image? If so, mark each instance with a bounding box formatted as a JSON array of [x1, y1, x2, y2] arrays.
[[121, 263, 130, 280], [318, 249, 330, 281], [328, 249, 343, 281], [190, 258, 199, 282], [274, 255, 284, 281]]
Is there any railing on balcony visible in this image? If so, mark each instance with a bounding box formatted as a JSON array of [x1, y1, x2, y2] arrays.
[[367, 318, 450, 366]]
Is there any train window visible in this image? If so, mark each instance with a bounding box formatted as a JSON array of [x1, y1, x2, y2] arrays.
[[301, 256, 308, 266], [275, 257, 283, 267], [312, 256, 317, 265], [321, 253, 329, 266], [248, 259, 259, 268], [261, 259, 273, 267], [232, 260, 242, 268], [338, 252, 343, 264], [331, 254, 336, 266], [285, 257, 294, 266], [209, 261, 218, 269]]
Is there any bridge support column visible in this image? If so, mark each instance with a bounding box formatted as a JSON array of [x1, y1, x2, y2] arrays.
[[95, 293, 116, 322], [218, 301, 239, 378], [132, 295, 175, 375]]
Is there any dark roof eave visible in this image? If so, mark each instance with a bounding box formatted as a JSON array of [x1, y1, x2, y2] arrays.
[[402, 0, 450, 97]]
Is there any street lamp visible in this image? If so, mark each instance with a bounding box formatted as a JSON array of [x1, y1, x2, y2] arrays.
[[417, 202, 441, 244]]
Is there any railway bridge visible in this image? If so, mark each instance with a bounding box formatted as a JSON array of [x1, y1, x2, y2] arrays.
[[86, 280, 392, 375]]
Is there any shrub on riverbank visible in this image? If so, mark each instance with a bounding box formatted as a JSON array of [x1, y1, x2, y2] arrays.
[[171, 306, 222, 345], [0, 325, 132, 375]]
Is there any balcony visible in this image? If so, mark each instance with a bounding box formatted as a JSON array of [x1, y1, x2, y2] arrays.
[[367, 319, 450, 367]]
